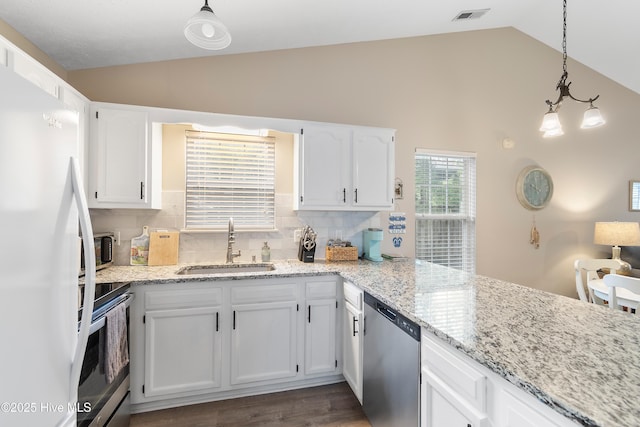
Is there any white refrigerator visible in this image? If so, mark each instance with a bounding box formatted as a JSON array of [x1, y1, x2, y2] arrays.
[[0, 66, 95, 426]]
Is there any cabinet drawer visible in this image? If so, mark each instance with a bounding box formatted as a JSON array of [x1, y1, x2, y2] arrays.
[[145, 288, 222, 310], [343, 281, 362, 310], [231, 283, 297, 304], [422, 334, 486, 413], [306, 281, 337, 299]]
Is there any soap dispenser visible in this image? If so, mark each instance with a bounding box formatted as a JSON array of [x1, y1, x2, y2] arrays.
[[261, 241, 271, 262]]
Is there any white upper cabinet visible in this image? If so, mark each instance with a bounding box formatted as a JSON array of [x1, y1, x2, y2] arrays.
[[352, 129, 395, 208], [89, 103, 162, 209], [295, 126, 351, 208], [294, 124, 395, 211]]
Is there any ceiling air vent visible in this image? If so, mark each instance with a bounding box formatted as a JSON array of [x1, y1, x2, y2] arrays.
[[453, 9, 490, 21]]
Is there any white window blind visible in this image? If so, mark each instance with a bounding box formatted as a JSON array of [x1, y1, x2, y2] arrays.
[[415, 150, 476, 274], [185, 130, 275, 230], [632, 182, 640, 210]]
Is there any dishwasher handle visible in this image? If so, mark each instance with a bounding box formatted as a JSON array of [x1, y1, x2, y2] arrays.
[[376, 302, 397, 323]]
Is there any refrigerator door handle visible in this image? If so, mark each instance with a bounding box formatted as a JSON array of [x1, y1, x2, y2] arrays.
[[69, 156, 96, 398]]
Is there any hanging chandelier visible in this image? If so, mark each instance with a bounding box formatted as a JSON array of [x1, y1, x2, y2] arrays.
[[539, 0, 605, 138], [184, 0, 231, 50]]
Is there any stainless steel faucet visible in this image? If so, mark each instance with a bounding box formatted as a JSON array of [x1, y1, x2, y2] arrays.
[[226, 217, 241, 263]]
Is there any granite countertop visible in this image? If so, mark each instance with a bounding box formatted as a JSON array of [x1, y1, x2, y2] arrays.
[[96, 259, 640, 426]]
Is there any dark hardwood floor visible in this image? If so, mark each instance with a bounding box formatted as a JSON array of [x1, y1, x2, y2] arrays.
[[130, 382, 371, 427]]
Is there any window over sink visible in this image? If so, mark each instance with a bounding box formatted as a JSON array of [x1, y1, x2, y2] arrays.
[[185, 130, 276, 230]]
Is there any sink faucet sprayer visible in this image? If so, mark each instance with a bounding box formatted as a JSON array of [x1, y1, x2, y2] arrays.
[[226, 217, 241, 263]]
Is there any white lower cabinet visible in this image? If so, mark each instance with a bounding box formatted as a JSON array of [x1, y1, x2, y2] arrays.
[[421, 332, 577, 427], [342, 281, 363, 403], [144, 306, 222, 397], [496, 383, 576, 427], [142, 287, 223, 398], [421, 366, 487, 427], [131, 277, 342, 411], [231, 300, 298, 385], [421, 333, 488, 427], [304, 281, 338, 376]]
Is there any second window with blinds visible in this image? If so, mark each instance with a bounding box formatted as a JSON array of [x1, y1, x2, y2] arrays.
[[415, 149, 476, 274], [185, 130, 276, 231]]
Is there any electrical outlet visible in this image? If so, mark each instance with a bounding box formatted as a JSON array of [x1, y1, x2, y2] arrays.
[[115, 231, 121, 246], [293, 229, 302, 243]]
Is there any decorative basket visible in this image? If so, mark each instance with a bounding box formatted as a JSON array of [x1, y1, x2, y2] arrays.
[[325, 246, 358, 261]]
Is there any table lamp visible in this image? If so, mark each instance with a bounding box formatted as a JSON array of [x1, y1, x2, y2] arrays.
[[593, 222, 640, 260]]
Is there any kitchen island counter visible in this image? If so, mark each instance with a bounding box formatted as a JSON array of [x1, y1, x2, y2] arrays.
[[98, 259, 640, 426]]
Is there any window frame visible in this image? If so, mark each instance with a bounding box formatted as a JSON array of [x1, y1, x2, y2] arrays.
[[415, 149, 476, 274]]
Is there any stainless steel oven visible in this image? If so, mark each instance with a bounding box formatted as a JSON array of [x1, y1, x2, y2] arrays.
[[77, 282, 132, 427]]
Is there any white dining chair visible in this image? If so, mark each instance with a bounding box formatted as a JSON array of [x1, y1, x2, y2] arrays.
[[574, 259, 626, 304], [603, 274, 640, 314]]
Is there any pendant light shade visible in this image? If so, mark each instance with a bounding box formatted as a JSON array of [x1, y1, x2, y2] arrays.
[[184, 0, 231, 50], [539, 110, 562, 132], [543, 127, 565, 138], [580, 105, 606, 129]]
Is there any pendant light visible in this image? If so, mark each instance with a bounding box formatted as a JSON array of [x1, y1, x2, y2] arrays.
[[184, 0, 231, 50], [539, 0, 605, 138]]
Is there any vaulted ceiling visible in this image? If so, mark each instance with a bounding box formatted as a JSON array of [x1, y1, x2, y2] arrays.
[[1, 1, 638, 94]]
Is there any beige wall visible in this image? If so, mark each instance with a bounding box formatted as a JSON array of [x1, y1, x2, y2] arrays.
[[11, 25, 640, 297]]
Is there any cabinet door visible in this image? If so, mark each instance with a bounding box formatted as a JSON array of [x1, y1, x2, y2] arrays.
[[305, 298, 337, 376], [144, 306, 222, 397], [343, 301, 363, 403], [92, 107, 148, 206], [231, 301, 298, 385], [500, 388, 566, 427], [352, 129, 395, 208], [297, 126, 350, 208], [422, 367, 488, 427]]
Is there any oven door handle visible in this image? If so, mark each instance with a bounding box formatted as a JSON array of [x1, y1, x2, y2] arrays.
[[69, 156, 97, 400], [89, 293, 134, 335]]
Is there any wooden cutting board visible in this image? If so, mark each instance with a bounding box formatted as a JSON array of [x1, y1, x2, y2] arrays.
[[148, 231, 180, 266]]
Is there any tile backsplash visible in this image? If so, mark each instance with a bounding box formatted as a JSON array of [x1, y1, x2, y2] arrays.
[[90, 190, 382, 265]]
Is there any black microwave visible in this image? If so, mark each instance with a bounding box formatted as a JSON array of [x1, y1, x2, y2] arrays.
[[80, 232, 115, 275]]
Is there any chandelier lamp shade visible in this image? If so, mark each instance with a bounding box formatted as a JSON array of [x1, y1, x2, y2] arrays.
[[184, 0, 231, 50], [539, 0, 605, 138]]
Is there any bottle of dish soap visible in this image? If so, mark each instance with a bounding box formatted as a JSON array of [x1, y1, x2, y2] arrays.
[[261, 241, 271, 262]]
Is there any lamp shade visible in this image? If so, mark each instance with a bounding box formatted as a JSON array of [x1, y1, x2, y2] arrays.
[[539, 111, 562, 132], [580, 106, 606, 129], [184, 4, 231, 50], [593, 222, 640, 246], [542, 127, 564, 138]]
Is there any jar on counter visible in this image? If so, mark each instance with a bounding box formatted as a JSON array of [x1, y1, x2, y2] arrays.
[[261, 241, 271, 262]]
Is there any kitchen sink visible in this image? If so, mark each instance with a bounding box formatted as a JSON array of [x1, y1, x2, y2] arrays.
[[176, 263, 275, 275]]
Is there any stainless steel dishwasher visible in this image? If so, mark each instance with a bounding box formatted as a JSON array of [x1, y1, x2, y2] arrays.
[[363, 292, 420, 427]]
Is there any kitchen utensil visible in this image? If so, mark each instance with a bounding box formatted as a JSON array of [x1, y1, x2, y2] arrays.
[[148, 230, 180, 266], [130, 226, 150, 265]]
